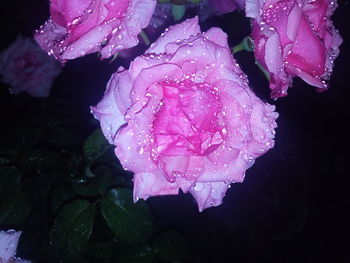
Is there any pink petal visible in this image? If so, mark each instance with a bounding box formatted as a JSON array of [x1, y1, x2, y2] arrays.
[[146, 16, 201, 54], [189, 182, 230, 212], [133, 172, 179, 201], [0, 230, 21, 262], [90, 71, 127, 144]]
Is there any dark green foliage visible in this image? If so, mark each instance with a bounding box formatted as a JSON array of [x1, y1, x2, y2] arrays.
[[49, 200, 96, 262], [101, 188, 154, 243], [83, 129, 111, 165], [0, 101, 189, 262]]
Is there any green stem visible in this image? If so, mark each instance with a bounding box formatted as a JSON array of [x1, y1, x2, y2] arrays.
[[255, 60, 270, 81], [232, 43, 245, 54], [232, 36, 254, 54], [140, 30, 150, 46]]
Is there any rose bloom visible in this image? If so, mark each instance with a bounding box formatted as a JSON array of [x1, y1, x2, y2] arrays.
[[34, 0, 156, 61], [92, 17, 278, 211], [246, 0, 342, 98], [0, 35, 61, 97]]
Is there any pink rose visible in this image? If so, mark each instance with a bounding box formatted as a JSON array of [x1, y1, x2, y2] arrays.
[[209, 0, 245, 14], [246, 0, 342, 98], [91, 17, 278, 211], [34, 0, 156, 61], [0, 35, 62, 97]]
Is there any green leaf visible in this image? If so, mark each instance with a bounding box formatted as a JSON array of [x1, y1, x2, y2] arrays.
[[83, 129, 110, 164], [113, 242, 154, 263], [0, 192, 32, 225], [51, 185, 78, 213], [50, 199, 96, 262], [100, 188, 154, 243], [110, 175, 133, 188], [0, 166, 21, 198], [153, 230, 188, 261], [89, 208, 116, 242], [74, 166, 113, 196], [73, 179, 101, 196], [171, 3, 186, 21]]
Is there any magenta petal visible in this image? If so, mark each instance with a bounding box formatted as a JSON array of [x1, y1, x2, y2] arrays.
[[146, 16, 201, 54]]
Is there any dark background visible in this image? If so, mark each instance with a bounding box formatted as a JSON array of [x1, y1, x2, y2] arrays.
[[1, 0, 349, 262]]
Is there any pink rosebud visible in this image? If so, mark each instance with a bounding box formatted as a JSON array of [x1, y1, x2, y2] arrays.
[[34, 0, 156, 61], [0, 35, 62, 97], [246, 0, 342, 98], [91, 17, 278, 211], [209, 0, 245, 14]]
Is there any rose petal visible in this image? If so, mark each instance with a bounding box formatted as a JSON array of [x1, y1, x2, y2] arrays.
[[0, 230, 21, 262]]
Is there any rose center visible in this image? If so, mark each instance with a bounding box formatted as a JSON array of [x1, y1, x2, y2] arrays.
[[152, 80, 227, 157]]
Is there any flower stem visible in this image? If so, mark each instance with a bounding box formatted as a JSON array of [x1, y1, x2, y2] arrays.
[[255, 60, 270, 81], [232, 36, 254, 54], [140, 30, 150, 46], [232, 43, 245, 54]]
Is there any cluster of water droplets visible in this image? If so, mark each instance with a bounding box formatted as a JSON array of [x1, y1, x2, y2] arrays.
[[318, 0, 341, 88]]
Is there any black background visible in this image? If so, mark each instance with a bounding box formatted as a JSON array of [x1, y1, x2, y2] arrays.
[[1, 0, 349, 262]]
